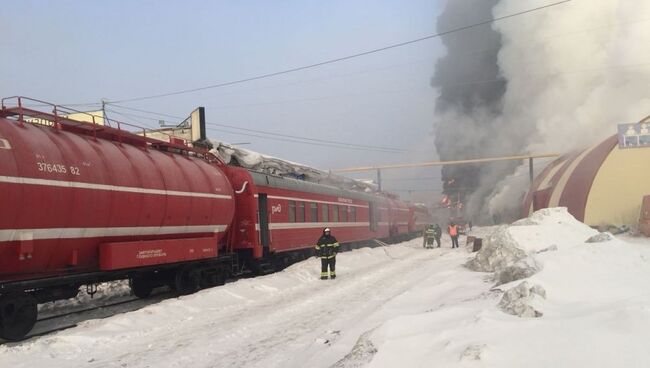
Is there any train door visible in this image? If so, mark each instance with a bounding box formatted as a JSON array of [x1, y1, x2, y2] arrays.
[[258, 193, 271, 256], [369, 201, 378, 232]]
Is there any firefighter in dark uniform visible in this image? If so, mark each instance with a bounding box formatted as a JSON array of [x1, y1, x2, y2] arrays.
[[423, 225, 435, 248], [433, 224, 442, 248], [315, 227, 339, 279]]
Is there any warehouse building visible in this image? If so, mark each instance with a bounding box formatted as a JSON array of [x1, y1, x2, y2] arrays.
[[523, 122, 650, 229]]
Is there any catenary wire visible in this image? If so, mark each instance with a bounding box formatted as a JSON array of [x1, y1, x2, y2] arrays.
[[107, 104, 410, 153], [107, 0, 571, 104], [204, 126, 408, 153]]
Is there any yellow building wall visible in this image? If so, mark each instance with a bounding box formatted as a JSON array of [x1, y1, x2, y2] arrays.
[[584, 146, 650, 226], [24, 110, 104, 126], [66, 110, 104, 125]]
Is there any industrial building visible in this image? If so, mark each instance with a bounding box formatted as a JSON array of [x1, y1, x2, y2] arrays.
[[523, 123, 650, 230]]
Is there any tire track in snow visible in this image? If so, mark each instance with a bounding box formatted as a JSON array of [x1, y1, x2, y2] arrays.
[[111, 243, 457, 368]]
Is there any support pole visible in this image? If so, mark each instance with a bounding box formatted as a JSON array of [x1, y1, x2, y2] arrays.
[[377, 168, 382, 191]]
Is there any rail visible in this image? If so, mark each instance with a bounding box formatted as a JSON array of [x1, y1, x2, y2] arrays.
[[0, 96, 217, 160]]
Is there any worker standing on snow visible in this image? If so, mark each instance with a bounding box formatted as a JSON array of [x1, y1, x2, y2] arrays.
[[448, 221, 459, 249], [424, 225, 435, 248], [315, 228, 339, 280], [433, 224, 442, 248]]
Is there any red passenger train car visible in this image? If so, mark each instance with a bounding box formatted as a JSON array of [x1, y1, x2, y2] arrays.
[[0, 97, 424, 340]]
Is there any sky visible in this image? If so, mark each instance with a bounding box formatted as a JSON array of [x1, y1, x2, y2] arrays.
[[0, 0, 447, 202]]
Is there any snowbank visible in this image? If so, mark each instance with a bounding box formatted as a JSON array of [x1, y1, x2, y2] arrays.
[[367, 208, 650, 367], [467, 208, 600, 287], [38, 281, 132, 317], [4, 209, 650, 368]]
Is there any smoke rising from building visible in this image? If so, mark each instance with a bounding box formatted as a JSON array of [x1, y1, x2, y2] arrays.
[[432, 0, 650, 223], [431, 0, 533, 222]]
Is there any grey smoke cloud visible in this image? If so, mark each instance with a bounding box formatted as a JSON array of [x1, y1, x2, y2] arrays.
[[433, 0, 650, 222], [431, 0, 533, 222]]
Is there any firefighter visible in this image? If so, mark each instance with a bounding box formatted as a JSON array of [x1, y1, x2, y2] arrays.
[[448, 221, 459, 249], [433, 224, 442, 248], [423, 225, 435, 249], [315, 228, 339, 280]]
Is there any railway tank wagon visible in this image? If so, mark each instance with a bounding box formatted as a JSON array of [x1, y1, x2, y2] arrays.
[[0, 97, 424, 340], [0, 97, 235, 340]]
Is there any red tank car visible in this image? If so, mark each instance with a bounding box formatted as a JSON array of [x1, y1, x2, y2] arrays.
[[0, 97, 235, 340], [0, 97, 421, 340]]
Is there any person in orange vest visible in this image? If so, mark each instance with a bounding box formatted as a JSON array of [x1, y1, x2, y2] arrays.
[[448, 221, 459, 249]]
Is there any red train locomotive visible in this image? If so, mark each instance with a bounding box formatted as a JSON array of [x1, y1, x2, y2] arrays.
[[0, 97, 428, 340]]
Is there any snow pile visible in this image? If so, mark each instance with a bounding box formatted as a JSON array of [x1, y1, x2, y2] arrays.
[[38, 281, 132, 317], [367, 209, 650, 367], [467, 208, 600, 287], [465, 225, 527, 273], [586, 232, 614, 243], [497, 281, 546, 318], [331, 330, 378, 368]]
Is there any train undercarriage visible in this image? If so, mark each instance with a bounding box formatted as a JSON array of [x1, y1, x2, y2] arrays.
[[0, 233, 417, 341]]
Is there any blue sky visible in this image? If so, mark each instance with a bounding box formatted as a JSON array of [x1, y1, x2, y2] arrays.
[[0, 0, 446, 200]]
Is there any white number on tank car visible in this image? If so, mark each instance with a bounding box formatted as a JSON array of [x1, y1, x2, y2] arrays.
[[36, 162, 81, 175]]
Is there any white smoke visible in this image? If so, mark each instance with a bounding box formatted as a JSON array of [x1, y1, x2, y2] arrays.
[[486, 0, 650, 217]]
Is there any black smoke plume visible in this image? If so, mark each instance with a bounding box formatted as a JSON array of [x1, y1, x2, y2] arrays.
[[431, 0, 531, 223]]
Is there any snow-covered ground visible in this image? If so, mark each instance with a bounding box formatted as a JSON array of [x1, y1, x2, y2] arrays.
[[2, 208, 650, 368]]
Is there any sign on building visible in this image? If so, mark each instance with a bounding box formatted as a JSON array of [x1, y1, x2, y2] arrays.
[[617, 123, 650, 148]]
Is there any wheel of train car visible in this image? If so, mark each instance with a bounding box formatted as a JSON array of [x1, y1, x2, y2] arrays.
[[129, 277, 154, 299], [0, 292, 38, 341], [174, 268, 201, 295]]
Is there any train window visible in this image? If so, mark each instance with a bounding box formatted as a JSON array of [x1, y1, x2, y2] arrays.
[[341, 206, 348, 222], [310, 202, 318, 222], [332, 205, 339, 222], [288, 201, 296, 222], [322, 203, 329, 222], [350, 206, 357, 222], [297, 202, 305, 222]]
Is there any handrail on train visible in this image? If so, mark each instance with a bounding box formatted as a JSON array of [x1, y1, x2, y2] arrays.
[[0, 96, 218, 161]]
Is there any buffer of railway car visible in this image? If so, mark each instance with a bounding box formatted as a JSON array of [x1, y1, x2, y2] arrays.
[[0, 97, 426, 340]]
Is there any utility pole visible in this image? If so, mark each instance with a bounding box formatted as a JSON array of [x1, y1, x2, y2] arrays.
[[376, 168, 382, 191], [101, 99, 108, 126]]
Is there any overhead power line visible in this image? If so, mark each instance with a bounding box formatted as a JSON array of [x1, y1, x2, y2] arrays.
[[108, 0, 571, 104], [107, 104, 409, 153], [205, 126, 402, 153]]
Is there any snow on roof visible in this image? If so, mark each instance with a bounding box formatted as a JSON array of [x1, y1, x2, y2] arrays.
[[211, 140, 380, 193]]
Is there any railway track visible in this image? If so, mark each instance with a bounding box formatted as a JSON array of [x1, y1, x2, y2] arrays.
[[1, 290, 172, 345]]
